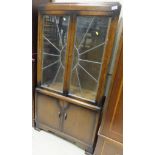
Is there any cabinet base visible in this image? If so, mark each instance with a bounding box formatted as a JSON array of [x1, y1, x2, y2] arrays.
[[34, 121, 41, 131], [34, 127, 41, 132], [85, 151, 93, 155], [36, 122, 94, 152], [34, 89, 100, 154]]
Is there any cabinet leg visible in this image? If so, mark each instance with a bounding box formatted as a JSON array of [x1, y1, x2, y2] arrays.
[[85, 146, 94, 155], [34, 127, 41, 132], [85, 151, 93, 155], [34, 121, 41, 132]]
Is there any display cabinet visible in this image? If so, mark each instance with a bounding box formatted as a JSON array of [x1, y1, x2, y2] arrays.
[[35, 2, 121, 154]]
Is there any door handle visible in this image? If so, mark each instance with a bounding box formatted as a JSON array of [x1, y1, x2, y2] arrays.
[[64, 113, 67, 120], [58, 112, 61, 118]]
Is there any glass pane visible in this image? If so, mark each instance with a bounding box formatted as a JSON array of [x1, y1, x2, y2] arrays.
[[41, 15, 70, 92], [70, 16, 110, 101]]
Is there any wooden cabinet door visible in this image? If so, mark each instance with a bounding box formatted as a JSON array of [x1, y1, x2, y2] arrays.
[[35, 92, 63, 131], [62, 101, 99, 148], [35, 88, 101, 152]]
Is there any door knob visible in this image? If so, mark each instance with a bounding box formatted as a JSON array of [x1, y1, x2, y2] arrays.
[[58, 112, 61, 118], [64, 113, 67, 120]]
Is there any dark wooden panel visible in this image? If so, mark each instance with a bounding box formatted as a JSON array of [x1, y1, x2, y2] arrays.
[[39, 2, 121, 14], [94, 136, 123, 155], [32, 0, 50, 55], [41, 10, 112, 16], [32, 0, 51, 127]]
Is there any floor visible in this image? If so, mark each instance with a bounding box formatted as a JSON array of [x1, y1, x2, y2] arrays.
[[32, 128, 85, 155]]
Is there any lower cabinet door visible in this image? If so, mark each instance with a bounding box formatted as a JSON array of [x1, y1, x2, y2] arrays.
[[62, 102, 99, 148], [35, 92, 62, 131], [35, 89, 100, 152]]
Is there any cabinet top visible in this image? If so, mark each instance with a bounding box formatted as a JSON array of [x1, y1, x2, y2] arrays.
[[39, 2, 121, 15]]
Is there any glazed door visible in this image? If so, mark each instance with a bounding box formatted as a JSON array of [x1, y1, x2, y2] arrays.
[[38, 12, 116, 105], [40, 15, 70, 93], [69, 16, 110, 102]]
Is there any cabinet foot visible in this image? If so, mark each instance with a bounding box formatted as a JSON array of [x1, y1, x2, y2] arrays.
[[34, 121, 41, 131], [85, 151, 93, 155], [34, 127, 41, 132], [85, 146, 94, 155]]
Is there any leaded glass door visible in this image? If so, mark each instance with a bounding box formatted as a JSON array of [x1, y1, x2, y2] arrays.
[[41, 15, 70, 92], [69, 16, 110, 102], [38, 13, 112, 104]]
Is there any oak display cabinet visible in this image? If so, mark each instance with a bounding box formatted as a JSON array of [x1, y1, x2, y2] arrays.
[[35, 2, 121, 154]]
